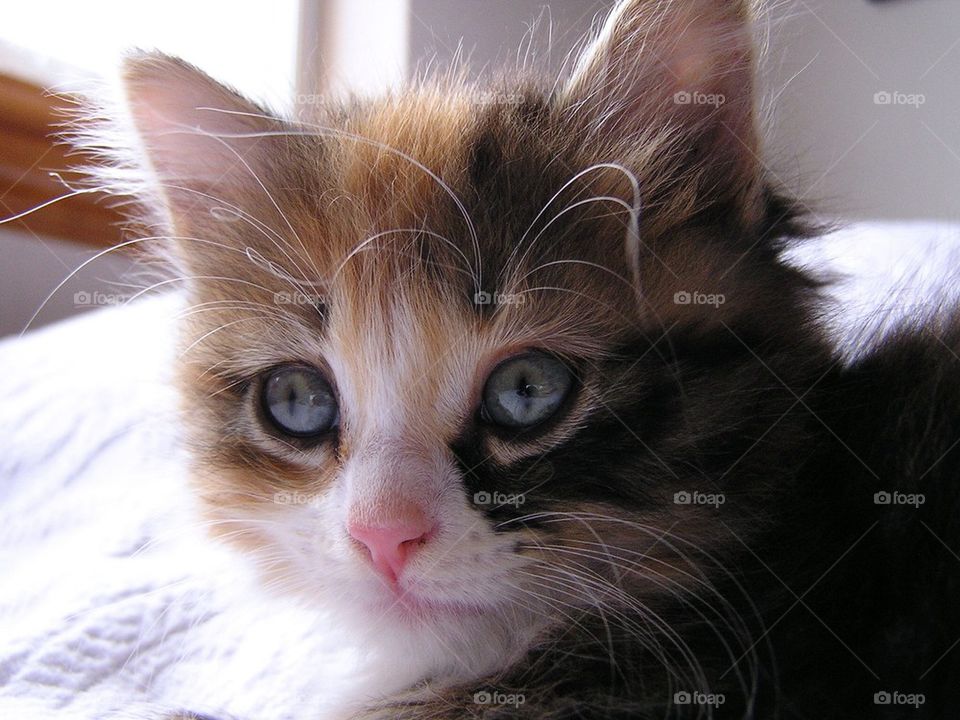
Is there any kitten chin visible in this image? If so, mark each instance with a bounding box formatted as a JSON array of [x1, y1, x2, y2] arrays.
[[78, 0, 960, 718]]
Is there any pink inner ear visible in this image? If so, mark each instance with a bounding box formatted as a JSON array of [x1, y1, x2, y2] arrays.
[[667, 13, 744, 93], [672, 41, 716, 91], [123, 53, 278, 188], [562, 0, 756, 149], [560, 0, 761, 221]]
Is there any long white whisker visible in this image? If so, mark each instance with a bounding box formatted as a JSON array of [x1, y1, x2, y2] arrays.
[[179, 316, 276, 358], [18, 234, 228, 336], [332, 227, 474, 282], [192, 128, 326, 287], [511, 194, 634, 278], [512, 258, 635, 291], [0, 187, 102, 227]]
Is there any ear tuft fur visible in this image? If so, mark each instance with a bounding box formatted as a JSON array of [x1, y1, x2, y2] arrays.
[[559, 0, 763, 223]]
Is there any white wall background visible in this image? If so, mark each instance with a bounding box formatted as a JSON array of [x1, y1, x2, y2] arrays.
[[408, 0, 610, 79], [0, 0, 299, 108], [0, 230, 134, 337], [0, 1, 300, 338], [408, 0, 960, 223], [760, 0, 960, 223]]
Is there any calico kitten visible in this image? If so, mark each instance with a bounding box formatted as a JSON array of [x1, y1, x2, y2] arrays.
[[80, 0, 960, 717]]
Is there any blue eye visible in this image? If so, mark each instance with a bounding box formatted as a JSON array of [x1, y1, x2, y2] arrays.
[[261, 365, 338, 437], [482, 353, 573, 429]]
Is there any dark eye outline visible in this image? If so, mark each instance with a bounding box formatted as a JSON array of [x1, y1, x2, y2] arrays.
[[258, 363, 340, 441], [478, 351, 577, 434]]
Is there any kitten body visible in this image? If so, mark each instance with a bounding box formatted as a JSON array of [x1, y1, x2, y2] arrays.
[[78, 0, 960, 717]]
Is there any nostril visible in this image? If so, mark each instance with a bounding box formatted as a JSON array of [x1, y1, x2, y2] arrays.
[[401, 532, 429, 550]]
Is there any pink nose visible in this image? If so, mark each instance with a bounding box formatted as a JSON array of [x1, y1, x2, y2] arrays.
[[348, 512, 434, 583]]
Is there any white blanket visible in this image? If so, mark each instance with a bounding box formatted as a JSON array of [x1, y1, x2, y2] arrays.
[[2, 222, 959, 719], [0, 294, 369, 720]]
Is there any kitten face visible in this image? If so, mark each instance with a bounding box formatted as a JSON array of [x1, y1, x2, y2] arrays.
[[102, 0, 828, 684]]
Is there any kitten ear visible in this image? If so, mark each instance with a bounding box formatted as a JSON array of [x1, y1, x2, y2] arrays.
[[559, 0, 761, 218], [121, 52, 285, 230]]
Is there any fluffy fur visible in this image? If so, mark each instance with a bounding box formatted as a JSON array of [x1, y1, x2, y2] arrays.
[[74, 0, 960, 717]]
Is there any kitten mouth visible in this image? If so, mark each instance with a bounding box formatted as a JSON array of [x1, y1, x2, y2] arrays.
[[372, 585, 488, 621]]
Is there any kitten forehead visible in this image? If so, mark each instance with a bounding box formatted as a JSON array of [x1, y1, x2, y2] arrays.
[[335, 91, 475, 226]]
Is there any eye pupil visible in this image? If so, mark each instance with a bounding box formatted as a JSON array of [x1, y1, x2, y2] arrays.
[[262, 365, 338, 438], [482, 353, 573, 430]]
